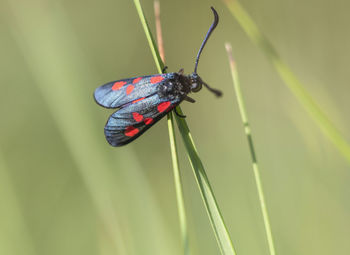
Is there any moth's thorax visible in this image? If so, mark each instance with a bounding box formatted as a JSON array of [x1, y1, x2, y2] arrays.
[[157, 73, 192, 100]]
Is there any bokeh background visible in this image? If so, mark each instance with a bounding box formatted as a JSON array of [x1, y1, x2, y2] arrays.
[[1, 0, 349, 254]]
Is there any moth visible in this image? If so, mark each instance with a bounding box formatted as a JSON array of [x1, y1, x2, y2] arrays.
[[94, 7, 222, 146]]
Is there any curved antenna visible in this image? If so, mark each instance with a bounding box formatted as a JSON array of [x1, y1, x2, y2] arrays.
[[202, 81, 222, 97], [194, 7, 219, 74]]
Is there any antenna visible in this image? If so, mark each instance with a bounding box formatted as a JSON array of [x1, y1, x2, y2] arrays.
[[193, 7, 219, 74], [202, 80, 222, 97]]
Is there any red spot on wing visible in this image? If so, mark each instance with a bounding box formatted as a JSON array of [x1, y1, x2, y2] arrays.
[[125, 126, 139, 137], [157, 101, 171, 112], [144, 118, 154, 125], [133, 77, 142, 84], [132, 112, 144, 122], [150, 75, 164, 84], [132, 97, 145, 104], [126, 85, 134, 95], [112, 81, 127, 91]]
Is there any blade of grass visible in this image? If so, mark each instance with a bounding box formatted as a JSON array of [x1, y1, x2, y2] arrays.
[[154, 1, 190, 254], [133, 0, 237, 254], [134, 0, 164, 71], [168, 111, 191, 255], [174, 108, 237, 255], [154, 1, 165, 63], [223, 0, 350, 164], [226, 43, 277, 255]]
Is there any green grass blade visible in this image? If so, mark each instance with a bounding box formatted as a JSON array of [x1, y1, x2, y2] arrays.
[[174, 108, 237, 255], [167, 112, 190, 255], [134, 0, 164, 72], [153, 1, 190, 253], [133, 0, 237, 254], [223, 0, 350, 164], [226, 43, 276, 255]]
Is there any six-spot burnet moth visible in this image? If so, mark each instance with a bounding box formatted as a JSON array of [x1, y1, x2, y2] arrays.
[[94, 7, 222, 147]]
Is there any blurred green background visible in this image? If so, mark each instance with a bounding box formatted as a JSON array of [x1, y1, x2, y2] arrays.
[[1, 0, 349, 254]]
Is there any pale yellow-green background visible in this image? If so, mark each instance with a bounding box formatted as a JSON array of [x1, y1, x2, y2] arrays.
[[1, 0, 349, 254]]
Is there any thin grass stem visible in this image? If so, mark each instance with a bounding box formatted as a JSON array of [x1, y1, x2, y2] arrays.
[[223, 0, 350, 165], [226, 43, 277, 255], [133, 1, 237, 254], [154, 1, 190, 254], [168, 112, 191, 255], [154, 1, 165, 62]]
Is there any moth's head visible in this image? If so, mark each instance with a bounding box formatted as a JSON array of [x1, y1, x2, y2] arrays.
[[188, 73, 202, 93], [188, 72, 222, 97]]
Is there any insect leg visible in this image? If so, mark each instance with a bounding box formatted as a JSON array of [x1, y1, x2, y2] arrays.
[[178, 68, 184, 75], [162, 66, 168, 73], [174, 107, 186, 118], [184, 96, 196, 103]]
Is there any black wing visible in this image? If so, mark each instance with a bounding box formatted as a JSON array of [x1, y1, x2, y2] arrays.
[[94, 74, 170, 108], [104, 94, 181, 146]]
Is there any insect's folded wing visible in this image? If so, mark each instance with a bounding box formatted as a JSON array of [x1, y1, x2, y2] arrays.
[[94, 75, 165, 108], [104, 94, 179, 146]]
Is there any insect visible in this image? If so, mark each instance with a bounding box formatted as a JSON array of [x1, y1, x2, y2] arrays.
[[94, 7, 222, 147]]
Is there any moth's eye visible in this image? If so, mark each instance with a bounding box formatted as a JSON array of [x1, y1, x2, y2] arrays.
[[191, 82, 202, 92]]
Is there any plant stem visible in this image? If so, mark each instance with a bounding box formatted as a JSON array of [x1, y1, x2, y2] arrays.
[[174, 108, 237, 255], [133, 1, 237, 253], [223, 0, 350, 165], [168, 112, 191, 255], [154, 1, 190, 254], [226, 43, 277, 255]]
